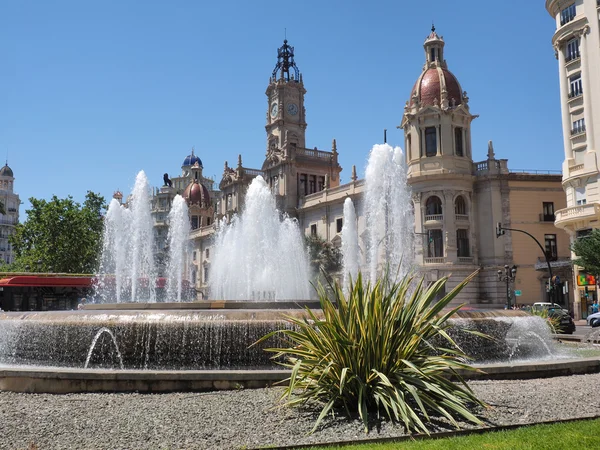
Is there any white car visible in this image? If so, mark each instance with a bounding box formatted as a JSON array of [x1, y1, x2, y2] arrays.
[[587, 311, 600, 328], [532, 302, 568, 312]]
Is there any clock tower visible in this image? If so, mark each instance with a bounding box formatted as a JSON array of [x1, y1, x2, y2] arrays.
[[265, 39, 307, 156]]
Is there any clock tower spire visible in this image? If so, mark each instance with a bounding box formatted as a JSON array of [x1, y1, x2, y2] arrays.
[[265, 39, 307, 155]]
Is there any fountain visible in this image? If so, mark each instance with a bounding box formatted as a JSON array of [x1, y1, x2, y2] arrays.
[[209, 176, 311, 301], [0, 153, 598, 394], [96, 171, 158, 303], [165, 195, 191, 302]]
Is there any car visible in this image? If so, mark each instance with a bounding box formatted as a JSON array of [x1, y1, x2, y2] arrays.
[[545, 307, 576, 334], [587, 311, 600, 328], [532, 302, 568, 312]]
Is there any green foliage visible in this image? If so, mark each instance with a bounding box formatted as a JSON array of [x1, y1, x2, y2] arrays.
[[9, 191, 106, 274], [259, 271, 486, 434], [571, 229, 600, 275], [528, 307, 560, 334], [305, 235, 342, 275]]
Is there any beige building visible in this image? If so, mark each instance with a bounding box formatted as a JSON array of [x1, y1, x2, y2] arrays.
[[546, 0, 600, 317], [0, 164, 19, 265], [149, 33, 573, 308]]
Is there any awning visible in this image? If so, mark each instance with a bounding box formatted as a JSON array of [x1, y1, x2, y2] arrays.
[[0, 276, 93, 288]]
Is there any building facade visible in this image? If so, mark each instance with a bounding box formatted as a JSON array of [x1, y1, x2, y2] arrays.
[[0, 164, 19, 265], [148, 32, 573, 308], [546, 0, 600, 317]]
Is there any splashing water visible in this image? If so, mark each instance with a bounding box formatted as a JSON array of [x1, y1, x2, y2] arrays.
[[364, 144, 415, 283], [210, 176, 311, 300], [341, 197, 359, 292], [84, 327, 124, 370], [166, 195, 191, 301], [97, 171, 157, 302]]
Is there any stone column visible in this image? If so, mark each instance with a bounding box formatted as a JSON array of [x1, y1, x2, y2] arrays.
[[579, 27, 595, 152], [436, 125, 441, 156], [555, 41, 573, 160], [444, 191, 457, 263]]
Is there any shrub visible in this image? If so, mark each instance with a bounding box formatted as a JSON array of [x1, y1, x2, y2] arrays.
[[258, 271, 487, 434]]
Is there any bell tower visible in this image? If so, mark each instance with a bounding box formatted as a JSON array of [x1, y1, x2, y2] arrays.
[[265, 39, 307, 156]]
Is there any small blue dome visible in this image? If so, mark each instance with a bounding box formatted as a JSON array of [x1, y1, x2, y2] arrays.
[[183, 153, 202, 167]]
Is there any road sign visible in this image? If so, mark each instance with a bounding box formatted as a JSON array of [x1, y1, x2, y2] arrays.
[[514, 290, 522, 296]]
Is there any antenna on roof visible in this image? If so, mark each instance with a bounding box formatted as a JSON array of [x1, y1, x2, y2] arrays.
[[284, 28, 287, 40]]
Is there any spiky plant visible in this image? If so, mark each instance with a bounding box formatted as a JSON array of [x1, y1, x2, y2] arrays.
[[257, 270, 487, 434]]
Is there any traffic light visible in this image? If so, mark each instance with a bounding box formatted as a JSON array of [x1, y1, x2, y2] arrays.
[[496, 222, 505, 238]]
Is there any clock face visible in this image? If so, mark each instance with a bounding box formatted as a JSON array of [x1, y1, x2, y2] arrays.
[[270, 103, 278, 117], [287, 103, 298, 116]]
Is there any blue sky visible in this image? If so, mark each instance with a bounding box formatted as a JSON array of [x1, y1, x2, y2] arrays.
[[1, 1, 561, 216]]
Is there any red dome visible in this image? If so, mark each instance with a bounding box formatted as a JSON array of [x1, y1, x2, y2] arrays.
[[183, 179, 210, 208], [410, 67, 462, 108]]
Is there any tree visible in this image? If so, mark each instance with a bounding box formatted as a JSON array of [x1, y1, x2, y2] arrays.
[[571, 229, 600, 276], [305, 235, 342, 277], [10, 191, 106, 274]]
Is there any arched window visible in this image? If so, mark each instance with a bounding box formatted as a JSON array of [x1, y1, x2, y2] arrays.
[[455, 196, 467, 215], [425, 196, 442, 216]]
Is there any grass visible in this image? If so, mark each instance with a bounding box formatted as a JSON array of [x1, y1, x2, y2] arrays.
[[298, 418, 600, 449]]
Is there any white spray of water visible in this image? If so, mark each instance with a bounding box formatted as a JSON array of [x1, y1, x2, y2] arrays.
[[341, 197, 359, 292], [97, 170, 157, 302], [166, 195, 191, 301], [364, 144, 414, 284], [209, 176, 311, 300]]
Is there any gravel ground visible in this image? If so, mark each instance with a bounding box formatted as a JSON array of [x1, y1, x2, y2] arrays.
[[1, 373, 600, 450]]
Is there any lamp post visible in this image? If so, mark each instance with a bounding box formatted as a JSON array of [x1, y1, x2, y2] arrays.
[[36, 259, 42, 273], [498, 264, 518, 309]]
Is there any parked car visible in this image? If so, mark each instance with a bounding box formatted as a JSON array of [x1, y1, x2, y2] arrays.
[[587, 311, 600, 328], [531, 303, 575, 334]]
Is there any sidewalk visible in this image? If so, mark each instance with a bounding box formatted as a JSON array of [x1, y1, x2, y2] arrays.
[[575, 319, 587, 326]]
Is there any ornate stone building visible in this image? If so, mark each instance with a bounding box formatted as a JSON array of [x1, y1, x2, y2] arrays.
[[547, 0, 600, 318], [0, 163, 19, 265], [150, 32, 574, 308]]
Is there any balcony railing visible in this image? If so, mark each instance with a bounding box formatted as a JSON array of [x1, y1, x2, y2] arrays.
[[455, 214, 469, 221], [424, 214, 443, 222], [424, 257, 445, 264], [555, 203, 600, 225], [539, 213, 556, 222], [568, 90, 583, 99], [458, 256, 473, 264], [571, 124, 586, 135], [566, 51, 580, 62]]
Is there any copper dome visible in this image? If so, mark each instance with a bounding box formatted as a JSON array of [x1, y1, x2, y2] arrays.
[[183, 179, 210, 208], [410, 67, 462, 108]]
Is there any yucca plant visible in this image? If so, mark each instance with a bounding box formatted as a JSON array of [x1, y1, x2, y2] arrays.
[[257, 270, 487, 434]]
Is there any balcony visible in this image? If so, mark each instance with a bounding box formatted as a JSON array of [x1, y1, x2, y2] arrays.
[[458, 256, 473, 264], [568, 90, 583, 99], [424, 257, 445, 264], [424, 214, 443, 222], [571, 124, 586, 136], [534, 256, 572, 271], [555, 203, 600, 228], [565, 51, 580, 63], [455, 214, 469, 222]]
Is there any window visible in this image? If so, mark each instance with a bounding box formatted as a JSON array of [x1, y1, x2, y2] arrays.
[[309, 175, 316, 194], [310, 224, 317, 236], [457, 229, 470, 257], [576, 228, 592, 239], [193, 251, 197, 261], [425, 196, 443, 216], [542, 202, 555, 221], [545, 234, 558, 261], [454, 127, 464, 156], [566, 38, 580, 61], [576, 187, 586, 205], [430, 48, 436, 62], [425, 127, 437, 157], [455, 196, 466, 215], [572, 118, 585, 135], [204, 267, 209, 283], [299, 174, 307, 195], [191, 216, 199, 229], [569, 74, 582, 98], [427, 229, 443, 257], [336, 218, 343, 233], [226, 194, 233, 210], [205, 248, 210, 259], [318, 176, 325, 192], [560, 4, 576, 26]]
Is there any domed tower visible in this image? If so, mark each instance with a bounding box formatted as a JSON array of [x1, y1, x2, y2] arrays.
[[183, 179, 213, 230], [0, 162, 20, 265], [399, 28, 478, 283], [181, 148, 203, 179]]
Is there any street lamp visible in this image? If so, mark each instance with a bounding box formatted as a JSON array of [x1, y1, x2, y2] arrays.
[[498, 264, 518, 309]]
